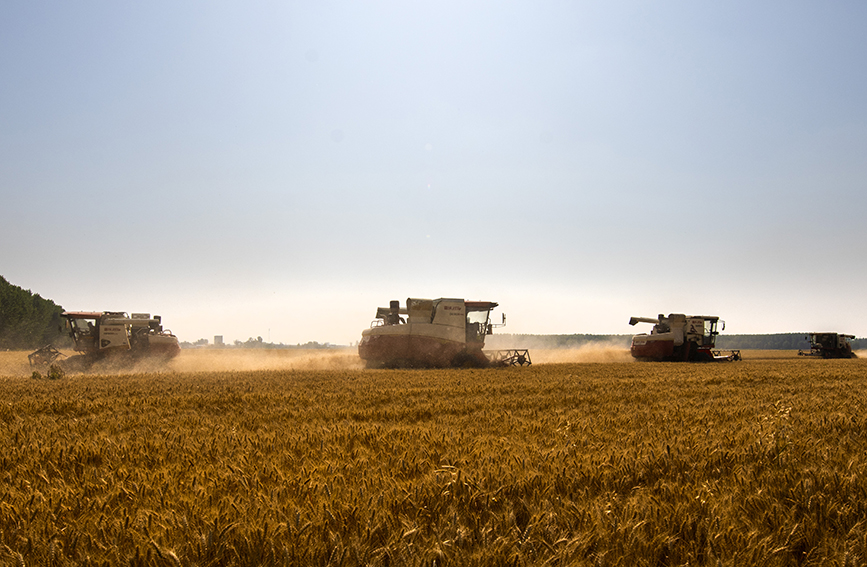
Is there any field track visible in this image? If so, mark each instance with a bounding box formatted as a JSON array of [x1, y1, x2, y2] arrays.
[[0, 349, 866, 565]]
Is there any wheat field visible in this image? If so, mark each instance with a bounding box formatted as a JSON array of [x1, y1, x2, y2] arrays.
[[0, 349, 865, 566]]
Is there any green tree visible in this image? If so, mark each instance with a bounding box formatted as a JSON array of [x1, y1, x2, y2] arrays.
[[0, 276, 67, 350]]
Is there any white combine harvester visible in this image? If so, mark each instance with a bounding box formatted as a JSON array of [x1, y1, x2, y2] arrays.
[[629, 313, 741, 362], [798, 333, 857, 359], [358, 298, 530, 368], [29, 311, 180, 371]]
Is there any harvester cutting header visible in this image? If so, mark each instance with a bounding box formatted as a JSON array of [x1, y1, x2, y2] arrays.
[[629, 313, 740, 362], [358, 298, 530, 368]]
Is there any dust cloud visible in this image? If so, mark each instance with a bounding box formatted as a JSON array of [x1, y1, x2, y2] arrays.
[[2, 344, 639, 377], [486, 334, 632, 364], [0, 348, 364, 377], [528, 343, 633, 364], [0, 352, 33, 377], [167, 348, 364, 373]]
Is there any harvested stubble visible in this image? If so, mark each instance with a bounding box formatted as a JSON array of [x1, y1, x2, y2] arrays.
[[0, 357, 866, 565]]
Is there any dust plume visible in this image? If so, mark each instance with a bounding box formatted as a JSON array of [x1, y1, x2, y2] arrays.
[[530, 342, 633, 364], [168, 348, 364, 373], [0, 351, 33, 377], [0, 348, 364, 377]]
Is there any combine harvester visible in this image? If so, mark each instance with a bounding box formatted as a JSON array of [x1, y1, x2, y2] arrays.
[[628, 313, 741, 362], [798, 333, 858, 359], [29, 311, 181, 371], [358, 298, 531, 368]]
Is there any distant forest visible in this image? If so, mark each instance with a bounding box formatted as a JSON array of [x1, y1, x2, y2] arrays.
[[0, 276, 67, 350], [487, 333, 867, 351]]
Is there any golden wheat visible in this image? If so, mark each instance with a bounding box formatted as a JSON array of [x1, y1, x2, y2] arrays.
[[0, 350, 865, 565]]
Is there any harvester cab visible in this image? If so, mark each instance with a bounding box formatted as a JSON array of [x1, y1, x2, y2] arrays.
[[465, 301, 498, 343], [629, 313, 740, 362], [798, 333, 857, 359], [67, 312, 120, 353]]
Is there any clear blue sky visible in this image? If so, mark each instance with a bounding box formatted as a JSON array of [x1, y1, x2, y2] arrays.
[[2, 1, 866, 345]]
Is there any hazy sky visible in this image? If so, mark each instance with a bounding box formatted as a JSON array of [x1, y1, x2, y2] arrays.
[[3, 1, 866, 345]]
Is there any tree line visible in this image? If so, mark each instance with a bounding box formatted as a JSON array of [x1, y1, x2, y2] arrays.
[[0, 276, 67, 350]]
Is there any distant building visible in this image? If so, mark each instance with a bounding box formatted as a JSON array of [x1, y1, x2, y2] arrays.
[[214, 335, 223, 346]]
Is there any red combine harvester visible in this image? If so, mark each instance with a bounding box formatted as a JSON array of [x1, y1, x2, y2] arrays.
[[798, 333, 858, 359], [358, 298, 530, 368], [29, 311, 181, 371], [629, 313, 741, 362]]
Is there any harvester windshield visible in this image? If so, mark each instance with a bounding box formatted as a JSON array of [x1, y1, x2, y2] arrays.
[[702, 318, 719, 346], [65, 313, 101, 352], [466, 310, 491, 342], [465, 301, 497, 343], [71, 318, 95, 335]]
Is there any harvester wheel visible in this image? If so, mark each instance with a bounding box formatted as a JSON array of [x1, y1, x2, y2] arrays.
[[452, 353, 485, 368], [695, 350, 713, 363]]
